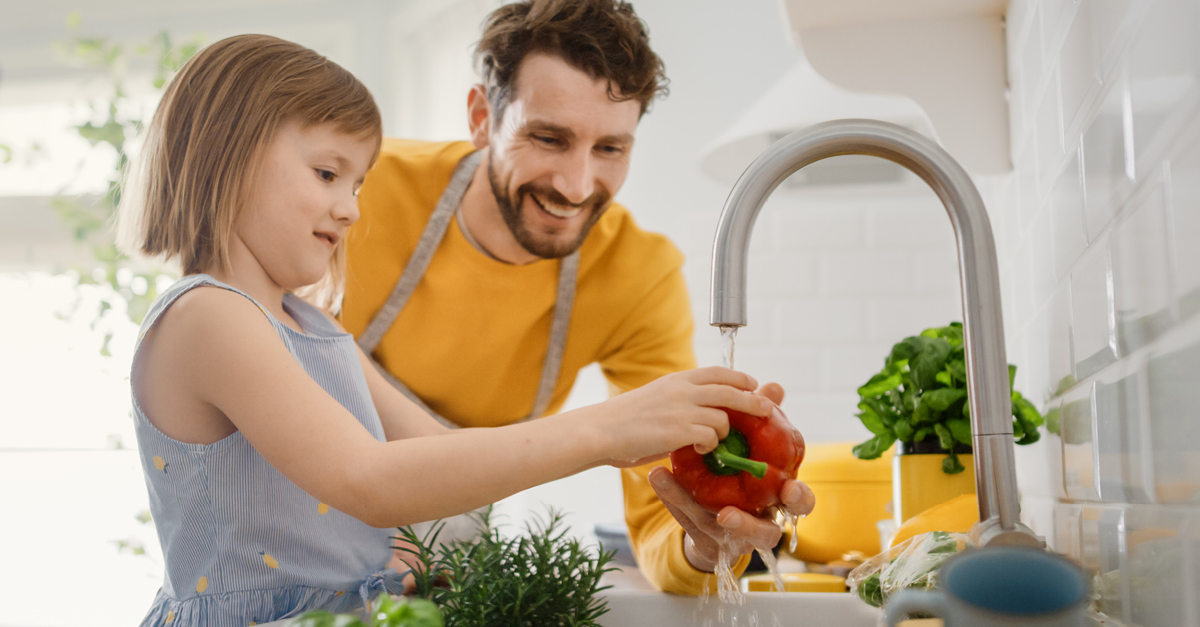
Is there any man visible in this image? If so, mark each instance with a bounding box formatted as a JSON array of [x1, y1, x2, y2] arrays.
[[341, 0, 813, 595]]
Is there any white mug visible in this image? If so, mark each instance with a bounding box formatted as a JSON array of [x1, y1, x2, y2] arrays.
[[884, 547, 1089, 627]]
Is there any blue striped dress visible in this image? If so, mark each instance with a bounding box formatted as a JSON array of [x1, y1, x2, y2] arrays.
[[132, 274, 403, 627]]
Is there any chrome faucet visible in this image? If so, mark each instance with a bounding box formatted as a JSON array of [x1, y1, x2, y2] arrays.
[[710, 119, 1041, 548]]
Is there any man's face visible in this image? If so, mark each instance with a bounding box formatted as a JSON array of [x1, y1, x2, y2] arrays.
[[484, 53, 641, 259]]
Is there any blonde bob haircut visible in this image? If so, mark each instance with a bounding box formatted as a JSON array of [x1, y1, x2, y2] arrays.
[[118, 34, 382, 310]]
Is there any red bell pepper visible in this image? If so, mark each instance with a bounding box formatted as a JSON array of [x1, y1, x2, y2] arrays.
[[669, 404, 805, 516]]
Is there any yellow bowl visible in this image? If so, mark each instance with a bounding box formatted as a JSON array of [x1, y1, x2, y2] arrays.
[[742, 572, 847, 593], [787, 442, 893, 564]]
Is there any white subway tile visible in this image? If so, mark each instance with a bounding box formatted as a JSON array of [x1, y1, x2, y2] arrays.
[[1167, 139, 1200, 318], [1023, 6, 1047, 104], [774, 299, 866, 343], [1017, 495, 1058, 545], [1016, 436, 1064, 500], [1061, 383, 1099, 501], [1145, 334, 1200, 504], [866, 297, 962, 343], [1094, 359, 1153, 503], [1080, 506, 1127, 618], [745, 253, 817, 298], [1126, 0, 1200, 179], [1070, 236, 1118, 379], [1125, 506, 1190, 627], [770, 202, 865, 251], [1055, 501, 1083, 558], [864, 201, 957, 249], [912, 249, 962, 295], [1060, 1, 1103, 135], [1037, 71, 1067, 190], [1049, 283, 1075, 396], [818, 252, 913, 295], [1025, 307, 1053, 404], [1081, 78, 1132, 239], [780, 393, 871, 445], [1051, 149, 1089, 280], [734, 345, 822, 395], [1112, 179, 1176, 353], [1090, 0, 1137, 72], [1031, 203, 1060, 307], [1018, 140, 1043, 235], [819, 343, 893, 392]]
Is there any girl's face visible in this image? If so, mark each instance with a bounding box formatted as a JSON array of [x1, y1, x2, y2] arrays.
[[237, 119, 377, 290]]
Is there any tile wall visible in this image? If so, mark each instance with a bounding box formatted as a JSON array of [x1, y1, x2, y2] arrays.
[[1005, 0, 1200, 622]]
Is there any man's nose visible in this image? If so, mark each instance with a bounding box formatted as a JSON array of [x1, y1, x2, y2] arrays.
[[551, 148, 595, 205]]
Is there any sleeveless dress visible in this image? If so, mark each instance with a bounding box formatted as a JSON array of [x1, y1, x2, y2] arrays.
[[132, 274, 404, 627]]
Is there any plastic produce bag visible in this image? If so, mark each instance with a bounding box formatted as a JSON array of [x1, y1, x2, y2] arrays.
[[847, 530, 971, 608]]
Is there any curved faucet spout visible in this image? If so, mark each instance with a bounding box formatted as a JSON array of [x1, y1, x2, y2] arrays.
[[710, 119, 1039, 547]]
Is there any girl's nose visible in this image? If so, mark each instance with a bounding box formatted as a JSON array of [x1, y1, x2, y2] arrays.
[[335, 193, 360, 224]]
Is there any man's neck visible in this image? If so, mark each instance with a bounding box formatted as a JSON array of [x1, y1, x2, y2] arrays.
[[460, 150, 540, 265]]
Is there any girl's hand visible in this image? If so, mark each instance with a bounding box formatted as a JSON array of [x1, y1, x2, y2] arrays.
[[597, 366, 773, 468]]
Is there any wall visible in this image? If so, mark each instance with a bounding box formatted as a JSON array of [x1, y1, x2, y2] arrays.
[[1004, 0, 1200, 622]]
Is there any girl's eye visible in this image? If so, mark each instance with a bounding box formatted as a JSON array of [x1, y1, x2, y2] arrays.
[[317, 169, 336, 182]]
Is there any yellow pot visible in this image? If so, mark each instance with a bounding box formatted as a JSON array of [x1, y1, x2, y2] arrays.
[[893, 444, 975, 527], [786, 442, 893, 564]]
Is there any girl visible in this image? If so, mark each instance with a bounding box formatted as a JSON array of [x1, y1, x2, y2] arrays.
[[118, 34, 772, 626]]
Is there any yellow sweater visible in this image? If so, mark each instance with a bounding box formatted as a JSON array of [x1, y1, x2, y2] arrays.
[[342, 139, 749, 594]]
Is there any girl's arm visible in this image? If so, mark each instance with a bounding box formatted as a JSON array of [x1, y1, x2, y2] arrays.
[[148, 288, 769, 528]]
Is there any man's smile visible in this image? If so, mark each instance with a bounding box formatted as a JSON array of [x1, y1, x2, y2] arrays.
[[530, 193, 585, 220]]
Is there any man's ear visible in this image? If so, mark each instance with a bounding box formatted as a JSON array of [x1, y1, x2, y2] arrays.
[[467, 84, 492, 149]]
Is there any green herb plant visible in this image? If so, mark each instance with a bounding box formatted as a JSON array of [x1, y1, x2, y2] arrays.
[[393, 507, 617, 627], [851, 322, 1044, 474], [293, 593, 443, 627]]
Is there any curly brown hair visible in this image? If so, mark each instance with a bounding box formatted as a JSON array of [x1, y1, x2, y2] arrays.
[[475, 0, 669, 120]]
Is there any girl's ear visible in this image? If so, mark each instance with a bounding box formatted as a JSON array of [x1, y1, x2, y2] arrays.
[[467, 84, 491, 149]]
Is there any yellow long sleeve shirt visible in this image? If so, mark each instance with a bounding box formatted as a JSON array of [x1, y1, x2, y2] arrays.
[[341, 139, 749, 594]]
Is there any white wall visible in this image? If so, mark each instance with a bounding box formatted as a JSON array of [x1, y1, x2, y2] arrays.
[[1004, 0, 1200, 623]]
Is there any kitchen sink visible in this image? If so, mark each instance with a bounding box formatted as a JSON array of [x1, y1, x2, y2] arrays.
[[597, 589, 882, 627]]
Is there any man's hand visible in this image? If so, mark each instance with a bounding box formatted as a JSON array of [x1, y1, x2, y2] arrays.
[[648, 382, 816, 572]]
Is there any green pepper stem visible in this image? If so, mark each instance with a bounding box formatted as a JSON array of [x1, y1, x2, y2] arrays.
[[712, 445, 768, 479]]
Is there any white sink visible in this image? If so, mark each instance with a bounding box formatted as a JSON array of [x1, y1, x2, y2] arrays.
[[597, 589, 882, 627]]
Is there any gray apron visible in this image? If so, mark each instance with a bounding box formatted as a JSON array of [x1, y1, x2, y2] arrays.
[[356, 150, 580, 542]]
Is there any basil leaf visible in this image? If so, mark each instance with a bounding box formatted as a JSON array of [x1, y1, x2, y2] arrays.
[[922, 387, 966, 411], [1008, 364, 1017, 388], [934, 423, 955, 451], [913, 427, 933, 442], [911, 338, 953, 389], [852, 432, 897, 460], [858, 371, 903, 397], [946, 417, 972, 445], [942, 451, 966, 474], [947, 359, 967, 383], [935, 370, 953, 387], [857, 408, 888, 436], [894, 418, 916, 441]]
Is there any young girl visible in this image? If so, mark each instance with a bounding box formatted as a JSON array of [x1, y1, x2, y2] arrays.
[[118, 34, 772, 626]]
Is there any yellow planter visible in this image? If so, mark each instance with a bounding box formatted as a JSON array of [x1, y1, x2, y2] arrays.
[[786, 442, 893, 564], [893, 446, 975, 527]]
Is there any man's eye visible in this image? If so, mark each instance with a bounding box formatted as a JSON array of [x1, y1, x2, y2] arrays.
[[317, 169, 336, 182], [598, 144, 624, 155], [533, 135, 560, 146]]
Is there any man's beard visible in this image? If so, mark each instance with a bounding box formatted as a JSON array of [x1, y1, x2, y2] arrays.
[[487, 158, 610, 259]]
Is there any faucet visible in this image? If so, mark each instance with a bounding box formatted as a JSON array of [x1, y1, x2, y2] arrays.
[[710, 119, 1041, 548]]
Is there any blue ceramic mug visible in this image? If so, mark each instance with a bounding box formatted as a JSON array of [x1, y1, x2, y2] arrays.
[[884, 547, 1089, 627]]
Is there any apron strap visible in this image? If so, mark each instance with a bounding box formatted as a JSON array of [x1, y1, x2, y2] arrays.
[[357, 151, 482, 355], [357, 149, 579, 427]]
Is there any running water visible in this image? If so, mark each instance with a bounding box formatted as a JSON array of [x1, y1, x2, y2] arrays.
[[719, 325, 738, 369]]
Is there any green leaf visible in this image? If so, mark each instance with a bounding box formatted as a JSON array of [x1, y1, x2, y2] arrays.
[[1008, 364, 1017, 388], [934, 423, 955, 451], [911, 398, 933, 425], [893, 419, 915, 441], [913, 427, 933, 442], [858, 371, 903, 397], [911, 338, 953, 389], [946, 417, 972, 445], [861, 398, 899, 428], [857, 408, 888, 436], [852, 432, 897, 460], [942, 452, 966, 474], [947, 359, 967, 383], [922, 387, 966, 411]]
